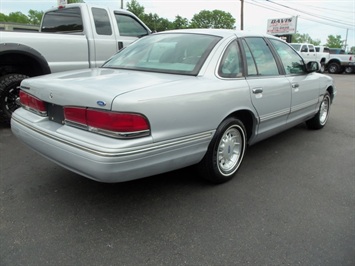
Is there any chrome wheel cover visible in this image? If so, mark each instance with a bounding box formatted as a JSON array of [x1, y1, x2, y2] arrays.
[[319, 95, 330, 125], [217, 125, 245, 176]]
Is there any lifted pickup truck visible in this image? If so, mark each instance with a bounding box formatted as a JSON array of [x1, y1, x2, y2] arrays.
[[326, 48, 355, 74], [0, 3, 151, 123]]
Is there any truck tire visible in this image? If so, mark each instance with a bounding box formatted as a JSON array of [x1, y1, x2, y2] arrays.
[[0, 74, 28, 124], [344, 66, 354, 74], [327, 62, 341, 74]]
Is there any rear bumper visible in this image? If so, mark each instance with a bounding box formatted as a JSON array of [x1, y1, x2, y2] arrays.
[[11, 109, 213, 183]]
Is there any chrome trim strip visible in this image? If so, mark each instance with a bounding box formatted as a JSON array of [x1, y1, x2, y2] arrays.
[[13, 116, 214, 158], [291, 99, 318, 113], [259, 108, 289, 122]]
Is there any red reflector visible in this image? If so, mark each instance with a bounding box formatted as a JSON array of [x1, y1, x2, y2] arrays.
[[87, 109, 149, 132], [64, 107, 87, 125], [20, 91, 46, 112]]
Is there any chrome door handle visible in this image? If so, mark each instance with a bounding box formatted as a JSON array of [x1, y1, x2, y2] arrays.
[[292, 83, 299, 88], [252, 88, 263, 94]]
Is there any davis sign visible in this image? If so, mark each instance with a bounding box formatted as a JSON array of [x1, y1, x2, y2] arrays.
[[267, 16, 297, 35]]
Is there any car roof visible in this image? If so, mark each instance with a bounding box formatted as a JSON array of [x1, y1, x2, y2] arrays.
[[155, 28, 281, 40]]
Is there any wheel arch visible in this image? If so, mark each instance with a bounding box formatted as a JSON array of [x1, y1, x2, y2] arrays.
[[327, 58, 341, 65], [326, 85, 336, 103], [225, 109, 256, 143], [319, 57, 327, 64], [0, 43, 51, 77]]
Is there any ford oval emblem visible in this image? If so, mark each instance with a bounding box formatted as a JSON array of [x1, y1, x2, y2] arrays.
[[97, 100, 106, 107]]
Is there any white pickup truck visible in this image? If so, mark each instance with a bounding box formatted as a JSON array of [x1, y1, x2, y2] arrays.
[[325, 48, 355, 74], [0, 3, 151, 123], [290, 43, 329, 73]]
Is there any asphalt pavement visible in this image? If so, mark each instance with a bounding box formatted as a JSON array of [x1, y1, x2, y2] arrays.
[[0, 74, 354, 266]]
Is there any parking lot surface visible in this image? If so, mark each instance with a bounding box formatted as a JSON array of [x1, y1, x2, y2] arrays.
[[0, 74, 354, 266]]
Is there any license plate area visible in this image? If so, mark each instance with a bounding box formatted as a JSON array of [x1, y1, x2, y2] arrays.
[[47, 103, 65, 124]]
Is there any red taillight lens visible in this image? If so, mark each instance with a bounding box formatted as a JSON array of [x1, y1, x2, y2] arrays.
[[19, 90, 47, 115], [87, 109, 149, 132], [64, 107, 87, 125], [64, 107, 150, 138]]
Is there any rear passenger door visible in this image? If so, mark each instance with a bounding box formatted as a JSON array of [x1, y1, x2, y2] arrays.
[[242, 37, 291, 141]]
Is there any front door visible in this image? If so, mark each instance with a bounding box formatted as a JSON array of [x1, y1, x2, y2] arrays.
[[242, 37, 292, 142]]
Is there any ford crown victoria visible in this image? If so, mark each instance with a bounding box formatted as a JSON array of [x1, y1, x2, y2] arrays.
[[11, 29, 336, 184]]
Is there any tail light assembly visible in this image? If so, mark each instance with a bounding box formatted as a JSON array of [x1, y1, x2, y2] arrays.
[[64, 107, 151, 139], [19, 91, 150, 139], [19, 90, 47, 116]]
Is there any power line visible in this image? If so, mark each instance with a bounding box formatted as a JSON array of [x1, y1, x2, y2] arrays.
[[264, 0, 354, 29], [246, 0, 354, 30]]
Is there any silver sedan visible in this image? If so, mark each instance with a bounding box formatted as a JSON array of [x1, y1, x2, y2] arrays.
[[11, 29, 336, 184]]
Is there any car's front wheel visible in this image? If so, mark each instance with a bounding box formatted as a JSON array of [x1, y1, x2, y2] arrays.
[[306, 91, 331, 129], [197, 117, 247, 184]]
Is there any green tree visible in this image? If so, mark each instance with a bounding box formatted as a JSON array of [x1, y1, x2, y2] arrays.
[[350, 46, 355, 54], [126, 0, 145, 19], [0, 13, 8, 22], [190, 10, 235, 29], [68, 0, 84, 3], [291, 33, 320, 45], [7, 11, 29, 24], [325, 35, 343, 48], [142, 13, 173, 32], [28, 10, 43, 25], [172, 15, 189, 29]]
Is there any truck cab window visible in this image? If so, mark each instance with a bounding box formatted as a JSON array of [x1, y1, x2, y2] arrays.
[[114, 13, 149, 37], [301, 45, 308, 52], [41, 7, 83, 33], [92, 8, 112, 35]]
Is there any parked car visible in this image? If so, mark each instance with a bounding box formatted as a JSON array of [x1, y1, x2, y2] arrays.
[[11, 29, 336, 184]]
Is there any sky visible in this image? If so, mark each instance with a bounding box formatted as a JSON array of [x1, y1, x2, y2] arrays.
[[1, 0, 354, 49]]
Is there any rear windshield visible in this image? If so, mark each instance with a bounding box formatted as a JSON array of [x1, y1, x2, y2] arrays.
[[102, 33, 221, 75], [41, 7, 83, 33]]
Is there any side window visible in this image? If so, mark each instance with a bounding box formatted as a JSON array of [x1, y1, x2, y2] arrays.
[[269, 39, 305, 75], [242, 39, 257, 75], [114, 13, 149, 37], [301, 45, 308, 52], [243, 37, 279, 76], [41, 7, 83, 33], [92, 8, 112, 35], [309, 45, 315, 52], [218, 41, 243, 78]]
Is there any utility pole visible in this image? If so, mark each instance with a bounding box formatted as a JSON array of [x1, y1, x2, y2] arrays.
[[121, 0, 123, 9], [344, 28, 348, 51], [240, 0, 244, 30]]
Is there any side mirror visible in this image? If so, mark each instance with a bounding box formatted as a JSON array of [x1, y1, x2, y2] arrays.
[[305, 61, 319, 73]]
